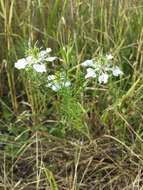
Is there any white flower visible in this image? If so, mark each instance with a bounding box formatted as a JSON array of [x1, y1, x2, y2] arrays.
[[39, 50, 47, 59], [112, 66, 123, 77], [46, 57, 57, 62], [15, 58, 28, 69], [33, 64, 46, 73], [47, 75, 55, 81], [26, 56, 35, 64], [98, 73, 108, 84], [85, 68, 96, 79], [106, 54, 113, 60], [46, 48, 52, 53], [47, 74, 71, 91], [81, 60, 94, 67], [52, 81, 71, 91], [51, 83, 61, 91], [39, 48, 52, 61], [64, 81, 71, 87], [46, 83, 53, 88]]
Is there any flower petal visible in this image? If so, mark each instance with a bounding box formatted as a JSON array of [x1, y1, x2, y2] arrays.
[[46, 48, 52, 53], [46, 57, 57, 62], [112, 66, 123, 77], [33, 64, 46, 73], [98, 73, 108, 84], [81, 60, 94, 67], [64, 81, 71, 87], [85, 68, 96, 79], [106, 54, 113, 60], [15, 58, 28, 69], [48, 75, 55, 81], [51, 83, 61, 91]]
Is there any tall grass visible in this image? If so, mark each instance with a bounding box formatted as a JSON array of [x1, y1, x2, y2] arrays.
[[0, 0, 143, 189], [0, 0, 143, 107]]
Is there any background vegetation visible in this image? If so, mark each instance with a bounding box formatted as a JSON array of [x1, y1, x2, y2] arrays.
[[0, 0, 143, 189]]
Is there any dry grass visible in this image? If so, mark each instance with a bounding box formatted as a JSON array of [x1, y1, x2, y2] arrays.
[[0, 135, 143, 190]]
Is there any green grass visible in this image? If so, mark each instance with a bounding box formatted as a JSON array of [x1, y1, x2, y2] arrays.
[[0, 0, 143, 189]]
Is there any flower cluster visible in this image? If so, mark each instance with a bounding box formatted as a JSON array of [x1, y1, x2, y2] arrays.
[[15, 48, 57, 73], [14, 47, 72, 92], [81, 54, 123, 84], [15, 49, 123, 93], [47, 72, 71, 92]]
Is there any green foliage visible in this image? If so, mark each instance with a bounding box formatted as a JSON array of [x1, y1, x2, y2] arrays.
[[59, 88, 87, 136], [0, 124, 30, 158]]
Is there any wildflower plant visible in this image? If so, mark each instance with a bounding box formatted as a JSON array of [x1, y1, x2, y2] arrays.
[[78, 53, 124, 136], [14, 46, 58, 124], [46, 70, 88, 137], [14, 47, 123, 137], [14, 45, 90, 136]]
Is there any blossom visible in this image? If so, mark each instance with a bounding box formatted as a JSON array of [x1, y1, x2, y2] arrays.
[[15, 47, 58, 74], [39, 48, 52, 59], [26, 56, 33, 62], [106, 54, 113, 60], [15, 58, 28, 69], [51, 83, 61, 92], [46, 82, 61, 91], [112, 66, 123, 77], [85, 68, 96, 79], [39, 51, 47, 59], [50, 81, 71, 91], [98, 73, 108, 84], [63, 81, 71, 87], [46, 48, 52, 53], [46, 57, 57, 62], [81, 60, 94, 67], [47, 82, 60, 91], [82, 54, 123, 85], [33, 64, 46, 73], [46, 83, 52, 88], [47, 75, 55, 81], [47, 73, 71, 91]]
